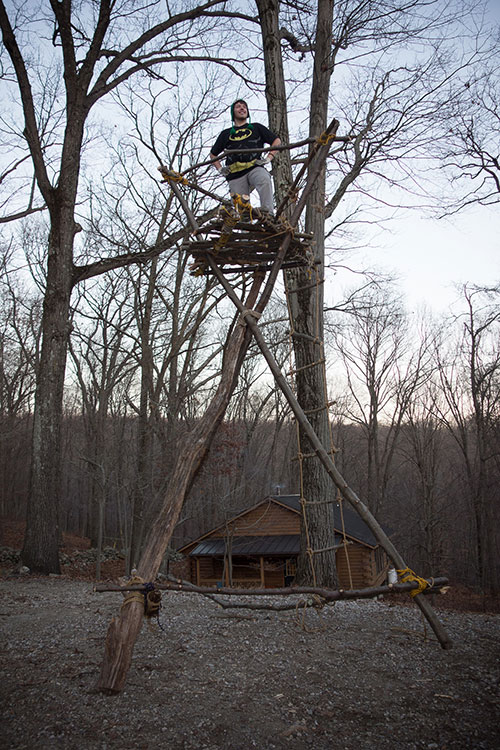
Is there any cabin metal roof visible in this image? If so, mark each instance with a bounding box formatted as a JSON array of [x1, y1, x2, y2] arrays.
[[180, 494, 388, 554], [272, 495, 381, 547], [189, 533, 343, 557]]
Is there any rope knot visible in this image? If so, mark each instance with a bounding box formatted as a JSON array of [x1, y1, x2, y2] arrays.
[[157, 166, 188, 185], [396, 567, 429, 597], [240, 309, 262, 325], [316, 131, 335, 146], [232, 193, 253, 221]]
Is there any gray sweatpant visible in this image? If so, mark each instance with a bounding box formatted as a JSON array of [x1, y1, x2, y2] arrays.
[[227, 166, 274, 213]]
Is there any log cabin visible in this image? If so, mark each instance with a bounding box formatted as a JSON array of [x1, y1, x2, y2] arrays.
[[176, 494, 391, 589]]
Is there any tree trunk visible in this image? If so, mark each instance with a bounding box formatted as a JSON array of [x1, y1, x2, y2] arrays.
[[286, 0, 337, 587], [256, 0, 338, 587], [256, 0, 293, 205], [21, 208, 78, 573]]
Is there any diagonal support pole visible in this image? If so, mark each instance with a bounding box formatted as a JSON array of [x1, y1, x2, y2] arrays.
[[96, 118, 406, 695], [96, 120, 339, 695], [206, 255, 453, 650]]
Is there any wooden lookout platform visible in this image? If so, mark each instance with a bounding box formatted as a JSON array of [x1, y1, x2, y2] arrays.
[[183, 206, 316, 276]]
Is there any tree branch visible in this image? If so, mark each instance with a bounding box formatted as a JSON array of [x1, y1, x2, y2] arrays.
[[94, 576, 450, 604], [71, 208, 218, 285], [87, 1, 229, 105], [0, 1, 53, 202]]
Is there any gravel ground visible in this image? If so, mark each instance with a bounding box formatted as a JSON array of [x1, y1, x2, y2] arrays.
[[0, 577, 499, 750]]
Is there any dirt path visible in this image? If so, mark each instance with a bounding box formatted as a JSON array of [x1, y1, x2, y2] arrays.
[[1, 577, 499, 749]]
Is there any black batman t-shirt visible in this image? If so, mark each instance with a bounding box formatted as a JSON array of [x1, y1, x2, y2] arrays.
[[211, 123, 278, 180]]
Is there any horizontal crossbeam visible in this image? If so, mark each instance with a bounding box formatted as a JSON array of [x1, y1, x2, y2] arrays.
[[94, 577, 450, 605]]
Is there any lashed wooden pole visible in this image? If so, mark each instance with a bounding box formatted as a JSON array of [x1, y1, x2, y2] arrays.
[[206, 256, 453, 651], [180, 129, 349, 177], [95, 577, 449, 601], [96, 122, 339, 694]]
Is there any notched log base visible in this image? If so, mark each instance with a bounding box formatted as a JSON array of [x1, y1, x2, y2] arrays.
[[184, 209, 315, 276]]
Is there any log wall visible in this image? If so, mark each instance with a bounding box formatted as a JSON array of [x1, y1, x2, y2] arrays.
[[188, 546, 389, 590], [336, 545, 375, 589], [212, 502, 300, 538]]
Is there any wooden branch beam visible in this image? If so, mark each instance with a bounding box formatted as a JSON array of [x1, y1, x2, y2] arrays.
[[191, 253, 303, 263], [181, 129, 350, 177], [194, 221, 313, 241], [94, 577, 449, 601], [201, 261, 315, 276], [190, 234, 310, 245], [188, 238, 312, 252], [275, 119, 339, 218]]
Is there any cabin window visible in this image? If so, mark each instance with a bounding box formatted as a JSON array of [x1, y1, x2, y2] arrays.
[[375, 546, 387, 572], [285, 558, 297, 578]]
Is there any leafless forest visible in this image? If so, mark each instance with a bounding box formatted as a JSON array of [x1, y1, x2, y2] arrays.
[[1, 0, 499, 600], [2, 278, 500, 594]]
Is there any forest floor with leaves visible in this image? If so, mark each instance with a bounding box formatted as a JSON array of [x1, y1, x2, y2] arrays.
[[0, 521, 499, 750]]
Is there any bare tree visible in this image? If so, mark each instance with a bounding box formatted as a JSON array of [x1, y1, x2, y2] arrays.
[[0, 256, 41, 517], [327, 284, 431, 516], [0, 0, 257, 573], [434, 284, 500, 592]]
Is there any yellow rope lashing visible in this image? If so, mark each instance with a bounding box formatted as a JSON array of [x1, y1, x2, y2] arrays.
[[121, 576, 162, 617], [121, 591, 144, 608], [316, 131, 336, 145], [157, 166, 188, 186], [192, 265, 206, 277], [232, 193, 253, 222], [121, 575, 145, 612], [397, 568, 430, 597], [213, 204, 239, 252]]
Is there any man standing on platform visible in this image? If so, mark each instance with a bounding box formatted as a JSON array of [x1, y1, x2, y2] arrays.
[[209, 99, 281, 216]]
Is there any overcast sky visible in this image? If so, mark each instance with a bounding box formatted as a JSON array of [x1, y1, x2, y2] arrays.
[[324, 0, 500, 316], [385, 0, 499, 313], [364, 206, 498, 313]]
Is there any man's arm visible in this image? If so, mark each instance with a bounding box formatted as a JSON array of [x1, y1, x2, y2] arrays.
[[268, 137, 281, 160], [210, 128, 230, 172], [256, 135, 281, 164], [209, 152, 222, 171]]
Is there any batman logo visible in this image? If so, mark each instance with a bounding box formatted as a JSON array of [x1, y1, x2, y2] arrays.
[[229, 128, 253, 141]]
